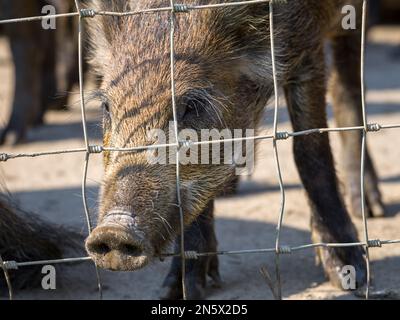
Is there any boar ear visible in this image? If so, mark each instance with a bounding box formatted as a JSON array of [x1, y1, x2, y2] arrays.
[[85, 0, 132, 73], [85, 0, 129, 44]]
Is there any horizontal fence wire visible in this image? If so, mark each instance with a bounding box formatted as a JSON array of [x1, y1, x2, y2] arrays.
[[0, 0, 289, 25], [2, 239, 400, 270], [1, 124, 400, 162], [1, 0, 399, 301]]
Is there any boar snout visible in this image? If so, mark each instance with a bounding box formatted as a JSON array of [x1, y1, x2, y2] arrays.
[[86, 211, 152, 271]]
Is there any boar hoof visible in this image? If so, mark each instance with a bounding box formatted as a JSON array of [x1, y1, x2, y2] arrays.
[[159, 277, 205, 300], [160, 255, 221, 300], [316, 243, 367, 290], [367, 201, 386, 218], [312, 225, 367, 290], [349, 193, 386, 219], [346, 176, 386, 218]]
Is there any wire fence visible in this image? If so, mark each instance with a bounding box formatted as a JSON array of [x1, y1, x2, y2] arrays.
[[1, 0, 400, 300]]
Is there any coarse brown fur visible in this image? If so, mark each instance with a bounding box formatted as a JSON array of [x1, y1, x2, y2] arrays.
[[85, 0, 384, 299]]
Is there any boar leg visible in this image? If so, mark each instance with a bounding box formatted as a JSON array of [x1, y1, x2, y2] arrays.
[[0, 35, 43, 145], [330, 33, 385, 218], [160, 200, 221, 300], [284, 48, 366, 289], [37, 29, 60, 124]]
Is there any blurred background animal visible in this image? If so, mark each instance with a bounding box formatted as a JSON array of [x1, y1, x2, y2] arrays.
[[0, 0, 83, 145]]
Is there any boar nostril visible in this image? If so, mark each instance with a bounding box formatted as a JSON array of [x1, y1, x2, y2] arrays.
[[91, 242, 111, 255], [120, 243, 143, 257]]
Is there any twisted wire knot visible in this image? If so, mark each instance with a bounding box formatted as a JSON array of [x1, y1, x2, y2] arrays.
[[79, 9, 96, 18], [0, 153, 9, 162], [179, 140, 192, 149], [0, 256, 17, 271], [367, 123, 382, 132], [368, 239, 382, 248], [2, 261, 18, 270], [88, 145, 103, 154], [277, 245, 292, 254], [173, 4, 190, 13], [184, 251, 199, 260], [275, 131, 290, 140]]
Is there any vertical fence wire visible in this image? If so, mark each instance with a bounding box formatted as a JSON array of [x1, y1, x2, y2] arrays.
[[359, 0, 371, 299], [169, 0, 188, 300], [73, 0, 103, 300], [269, 0, 286, 300], [0, 255, 13, 300]]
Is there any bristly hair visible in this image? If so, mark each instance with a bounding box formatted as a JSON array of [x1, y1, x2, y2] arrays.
[[0, 188, 84, 291], [85, 88, 109, 105]]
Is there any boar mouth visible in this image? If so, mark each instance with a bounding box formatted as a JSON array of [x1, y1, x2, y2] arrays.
[[86, 221, 153, 272]]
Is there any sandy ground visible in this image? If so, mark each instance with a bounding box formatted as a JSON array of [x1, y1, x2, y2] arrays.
[[0, 26, 400, 300]]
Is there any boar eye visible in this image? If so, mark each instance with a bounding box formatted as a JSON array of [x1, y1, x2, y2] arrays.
[[178, 97, 201, 121]]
